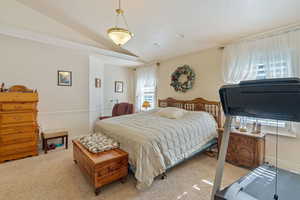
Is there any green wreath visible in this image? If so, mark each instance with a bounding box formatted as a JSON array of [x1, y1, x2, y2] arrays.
[[170, 65, 195, 92]]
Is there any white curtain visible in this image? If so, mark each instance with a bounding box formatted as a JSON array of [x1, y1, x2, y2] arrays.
[[222, 29, 300, 83], [222, 29, 300, 133], [135, 65, 157, 112]]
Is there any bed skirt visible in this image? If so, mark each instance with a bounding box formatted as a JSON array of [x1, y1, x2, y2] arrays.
[[129, 137, 217, 174]]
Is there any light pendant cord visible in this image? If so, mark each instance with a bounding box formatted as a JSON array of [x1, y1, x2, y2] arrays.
[[274, 120, 279, 200], [114, 0, 130, 30]]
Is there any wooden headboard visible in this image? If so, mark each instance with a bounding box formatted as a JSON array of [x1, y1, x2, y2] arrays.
[[158, 97, 222, 128]]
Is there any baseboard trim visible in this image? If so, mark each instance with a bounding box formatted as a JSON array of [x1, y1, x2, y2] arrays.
[[265, 155, 300, 173]]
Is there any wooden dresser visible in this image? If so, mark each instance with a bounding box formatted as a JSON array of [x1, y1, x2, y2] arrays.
[[218, 128, 266, 169], [0, 86, 39, 163], [73, 140, 128, 195]]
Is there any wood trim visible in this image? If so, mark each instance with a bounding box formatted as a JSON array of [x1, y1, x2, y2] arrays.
[[158, 97, 222, 128]]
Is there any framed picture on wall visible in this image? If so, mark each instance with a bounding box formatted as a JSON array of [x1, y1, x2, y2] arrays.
[[58, 70, 72, 86], [95, 78, 101, 88], [115, 81, 123, 93]]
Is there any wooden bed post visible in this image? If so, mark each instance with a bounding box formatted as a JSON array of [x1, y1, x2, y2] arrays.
[[217, 102, 222, 128]]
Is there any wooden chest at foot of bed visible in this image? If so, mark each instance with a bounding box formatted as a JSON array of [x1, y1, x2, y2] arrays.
[[72, 140, 128, 195]]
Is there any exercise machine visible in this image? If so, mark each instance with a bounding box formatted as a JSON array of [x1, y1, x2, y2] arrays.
[[211, 78, 300, 200]]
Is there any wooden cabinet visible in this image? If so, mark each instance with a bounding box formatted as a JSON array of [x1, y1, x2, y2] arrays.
[[73, 140, 128, 195], [218, 128, 265, 169], [0, 89, 39, 163]]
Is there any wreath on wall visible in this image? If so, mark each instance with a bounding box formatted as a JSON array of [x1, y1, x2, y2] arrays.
[[170, 65, 195, 92]]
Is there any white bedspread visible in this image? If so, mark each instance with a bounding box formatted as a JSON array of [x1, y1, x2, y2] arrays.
[[95, 109, 217, 189]]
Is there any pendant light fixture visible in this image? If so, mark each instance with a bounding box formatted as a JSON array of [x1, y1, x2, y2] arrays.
[[107, 0, 134, 46]]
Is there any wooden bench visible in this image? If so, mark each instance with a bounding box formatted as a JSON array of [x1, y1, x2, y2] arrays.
[[72, 140, 128, 195], [41, 129, 68, 154]]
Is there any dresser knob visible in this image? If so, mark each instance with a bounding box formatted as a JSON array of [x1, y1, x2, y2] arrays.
[[14, 116, 22, 120]]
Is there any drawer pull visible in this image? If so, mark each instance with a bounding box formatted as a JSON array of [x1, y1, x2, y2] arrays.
[[13, 116, 22, 120]]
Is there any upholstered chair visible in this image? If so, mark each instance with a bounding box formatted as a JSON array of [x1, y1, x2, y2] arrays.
[[99, 103, 134, 120]]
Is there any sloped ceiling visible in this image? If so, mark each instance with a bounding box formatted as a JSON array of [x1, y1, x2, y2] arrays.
[[17, 0, 300, 62]]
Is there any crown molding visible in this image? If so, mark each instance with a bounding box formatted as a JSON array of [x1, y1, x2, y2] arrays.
[[0, 24, 141, 62]]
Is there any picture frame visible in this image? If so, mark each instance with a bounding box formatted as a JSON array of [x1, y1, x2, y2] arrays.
[[95, 78, 101, 88], [58, 70, 72, 86], [115, 81, 123, 93]]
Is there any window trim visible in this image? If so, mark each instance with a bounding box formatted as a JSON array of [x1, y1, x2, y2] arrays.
[[234, 117, 296, 138]]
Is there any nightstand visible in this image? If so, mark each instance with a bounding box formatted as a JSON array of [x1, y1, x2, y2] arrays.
[[217, 128, 266, 169]]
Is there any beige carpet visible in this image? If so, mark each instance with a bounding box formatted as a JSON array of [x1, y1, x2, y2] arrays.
[[0, 145, 248, 200]]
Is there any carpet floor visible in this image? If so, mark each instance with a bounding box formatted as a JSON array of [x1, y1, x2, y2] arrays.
[[0, 145, 248, 200]]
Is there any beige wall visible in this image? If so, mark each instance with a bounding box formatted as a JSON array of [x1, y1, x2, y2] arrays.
[[157, 47, 300, 173], [157, 47, 224, 101]]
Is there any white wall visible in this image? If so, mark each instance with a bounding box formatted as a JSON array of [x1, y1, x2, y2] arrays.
[[89, 56, 104, 130], [0, 0, 104, 48], [0, 0, 137, 140], [0, 34, 135, 141], [102, 65, 134, 116], [0, 34, 90, 138], [157, 47, 300, 173]]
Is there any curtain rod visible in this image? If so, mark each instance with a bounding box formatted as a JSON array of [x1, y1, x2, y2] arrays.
[[221, 22, 300, 47]]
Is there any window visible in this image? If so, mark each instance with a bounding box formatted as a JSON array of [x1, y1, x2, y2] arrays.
[[237, 61, 291, 131], [135, 65, 157, 112], [236, 116, 290, 129], [255, 61, 288, 80], [141, 86, 155, 111]]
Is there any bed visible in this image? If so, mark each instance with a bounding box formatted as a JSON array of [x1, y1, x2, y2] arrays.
[[95, 97, 222, 189]]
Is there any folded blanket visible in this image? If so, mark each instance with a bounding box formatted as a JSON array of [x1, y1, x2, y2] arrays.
[[78, 133, 119, 153]]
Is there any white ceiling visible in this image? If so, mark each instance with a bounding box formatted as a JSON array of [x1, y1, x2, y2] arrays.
[[17, 0, 300, 62]]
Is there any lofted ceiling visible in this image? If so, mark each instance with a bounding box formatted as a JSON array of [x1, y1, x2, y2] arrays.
[[17, 0, 300, 62]]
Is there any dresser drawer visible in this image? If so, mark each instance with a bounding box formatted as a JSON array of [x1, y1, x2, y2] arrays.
[[0, 103, 36, 111], [0, 92, 38, 102], [0, 141, 37, 156], [0, 132, 37, 145], [1, 112, 36, 125], [0, 126, 36, 135]]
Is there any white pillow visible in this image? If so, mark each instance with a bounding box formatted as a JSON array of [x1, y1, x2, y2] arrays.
[[156, 107, 187, 119]]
